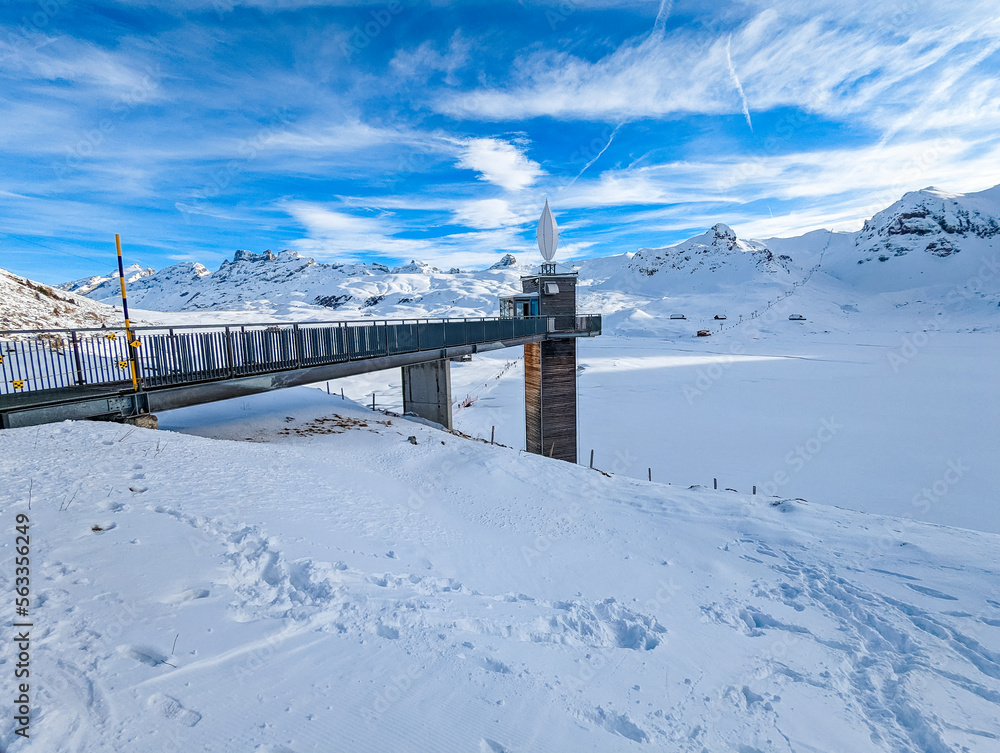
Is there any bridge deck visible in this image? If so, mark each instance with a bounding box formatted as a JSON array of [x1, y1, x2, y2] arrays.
[[0, 315, 601, 428]]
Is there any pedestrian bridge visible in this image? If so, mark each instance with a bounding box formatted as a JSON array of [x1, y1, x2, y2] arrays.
[[0, 315, 601, 429]]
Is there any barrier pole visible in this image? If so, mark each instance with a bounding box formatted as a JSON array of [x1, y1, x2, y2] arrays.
[[115, 234, 139, 391]]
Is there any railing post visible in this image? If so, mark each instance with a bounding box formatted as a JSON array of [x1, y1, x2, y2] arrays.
[[132, 333, 144, 390], [293, 323, 302, 368], [224, 326, 234, 377], [70, 330, 85, 385]]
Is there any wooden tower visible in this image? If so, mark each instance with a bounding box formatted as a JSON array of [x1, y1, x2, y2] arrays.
[[522, 270, 579, 462]]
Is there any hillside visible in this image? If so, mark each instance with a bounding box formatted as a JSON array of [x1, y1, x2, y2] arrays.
[[2, 389, 998, 752], [0, 268, 121, 331]]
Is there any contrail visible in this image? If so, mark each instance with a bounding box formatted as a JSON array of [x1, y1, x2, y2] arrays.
[[566, 121, 625, 188], [725, 34, 753, 132], [653, 0, 674, 36]]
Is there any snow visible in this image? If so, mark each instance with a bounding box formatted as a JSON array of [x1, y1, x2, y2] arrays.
[[3, 389, 999, 752], [446, 330, 1000, 534]]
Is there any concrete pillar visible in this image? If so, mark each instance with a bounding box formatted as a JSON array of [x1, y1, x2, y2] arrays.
[[401, 359, 453, 430]]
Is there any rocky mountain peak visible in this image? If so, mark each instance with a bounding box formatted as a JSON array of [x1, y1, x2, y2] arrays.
[[231, 249, 277, 263], [855, 187, 1000, 264], [710, 223, 736, 242], [391, 260, 441, 274], [489, 253, 518, 270]]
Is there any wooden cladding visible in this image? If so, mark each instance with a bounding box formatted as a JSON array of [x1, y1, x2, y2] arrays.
[[525, 342, 542, 453], [524, 338, 577, 463], [521, 273, 578, 320]]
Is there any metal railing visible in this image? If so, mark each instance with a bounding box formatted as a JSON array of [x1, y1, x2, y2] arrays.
[[548, 315, 603, 335], [0, 315, 601, 399]]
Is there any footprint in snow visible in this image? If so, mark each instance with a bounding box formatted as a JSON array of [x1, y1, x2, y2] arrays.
[[147, 693, 201, 726], [163, 587, 211, 605], [376, 624, 400, 640], [480, 740, 508, 753], [586, 706, 649, 743], [120, 645, 172, 668], [905, 583, 958, 600], [481, 657, 511, 674]]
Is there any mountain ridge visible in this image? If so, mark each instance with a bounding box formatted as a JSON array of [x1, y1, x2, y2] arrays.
[[19, 184, 1000, 333]]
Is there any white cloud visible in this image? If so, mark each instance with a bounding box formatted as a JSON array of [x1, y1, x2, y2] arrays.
[[434, 1, 1000, 136], [390, 31, 471, 86], [0, 34, 160, 95], [284, 200, 545, 270], [283, 202, 428, 256], [456, 137, 543, 191], [452, 199, 522, 229]]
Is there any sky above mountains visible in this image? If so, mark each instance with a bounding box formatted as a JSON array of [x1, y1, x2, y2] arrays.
[[2, 0, 999, 283]]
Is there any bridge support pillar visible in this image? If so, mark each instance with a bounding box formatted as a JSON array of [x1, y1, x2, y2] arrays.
[[401, 359, 453, 430]]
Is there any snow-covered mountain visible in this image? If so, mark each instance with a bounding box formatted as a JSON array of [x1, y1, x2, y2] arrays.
[[598, 223, 796, 301], [37, 184, 1000, 333], [390, 259, 442, 274], [821, 186, 1000, 294], [60, 262, 157, 297], [625, 223, 791, 280], [856, 186, 1000, 264], [62, 248, 529, 320]]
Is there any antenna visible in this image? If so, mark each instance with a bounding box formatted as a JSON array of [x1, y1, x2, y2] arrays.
[[537, 199, 559, 273]]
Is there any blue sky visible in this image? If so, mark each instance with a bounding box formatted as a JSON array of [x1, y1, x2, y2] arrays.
[[2, 0, 999, 283]]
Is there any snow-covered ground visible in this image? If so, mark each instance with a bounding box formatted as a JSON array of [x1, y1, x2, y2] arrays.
[[445, 330, 1000, 535], [3, 389, 1000, 752]]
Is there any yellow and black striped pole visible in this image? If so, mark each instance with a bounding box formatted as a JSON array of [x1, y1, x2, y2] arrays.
[[115, 234, 139, 392]]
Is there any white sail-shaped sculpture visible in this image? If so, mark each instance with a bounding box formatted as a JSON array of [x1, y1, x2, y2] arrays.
[[536, 199, 559, 262]]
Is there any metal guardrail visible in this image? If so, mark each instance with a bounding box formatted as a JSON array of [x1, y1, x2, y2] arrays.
[[0, 315, 602, 400]]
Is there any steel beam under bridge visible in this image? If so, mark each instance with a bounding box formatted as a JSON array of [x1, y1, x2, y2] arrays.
[[0, 316, 601, 429]]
